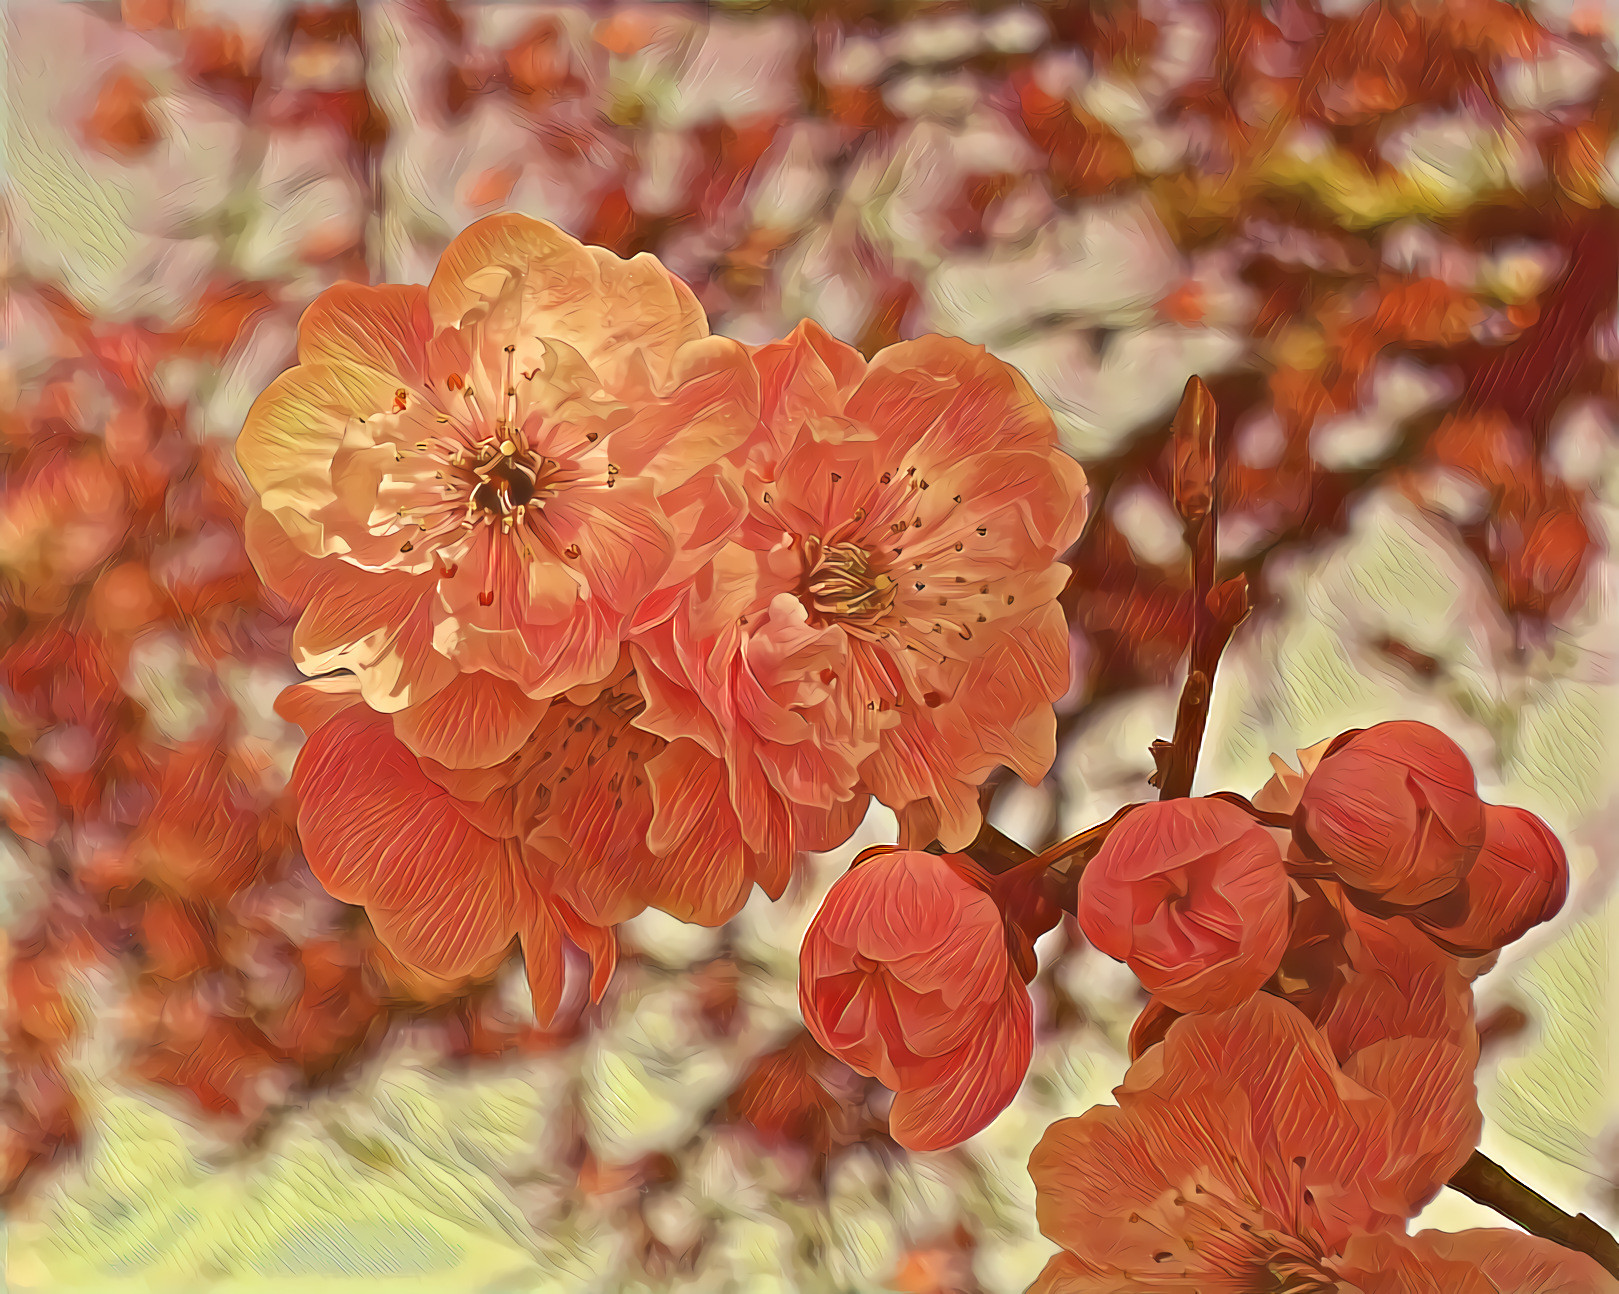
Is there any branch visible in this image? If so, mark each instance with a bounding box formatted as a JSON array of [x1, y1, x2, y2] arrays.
[[961, 379, 1619, 1275], [1156, 376, 1251, 800], [1448, 1152, 1619, 1279]]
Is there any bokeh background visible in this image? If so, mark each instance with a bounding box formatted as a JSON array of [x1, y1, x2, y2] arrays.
[[6, 0, 1619, 1290]]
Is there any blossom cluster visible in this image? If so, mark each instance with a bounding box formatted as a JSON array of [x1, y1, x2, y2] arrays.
[[242, 213, 1088, 1023], [796, 716, 1600, 1290], [6, 0, 1619, 1284]]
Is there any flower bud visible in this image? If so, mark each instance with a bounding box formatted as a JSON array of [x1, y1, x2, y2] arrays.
[[1409, 804, 1569, 956], [1077, 798, 1291, 1014], [798, 849, 1032, 1151], [1294, 721, 1485, 906]]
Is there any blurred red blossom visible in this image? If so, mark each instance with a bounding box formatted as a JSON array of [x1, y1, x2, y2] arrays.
[[729, 1031, 863, 1159], [798, 848, 1032, 1151], [1077, 797, 1292, 1014]]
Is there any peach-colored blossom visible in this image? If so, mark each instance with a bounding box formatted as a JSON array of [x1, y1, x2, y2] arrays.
[[1028, 994, 1491, 1294], [633, 320, 1087, 857], [1294, 721, 1487, 906], [519, 660, 803, 927], [239, 214, 755, 768], [798, 848, 1032, 1151], [1077, 798, 1292, 1013]]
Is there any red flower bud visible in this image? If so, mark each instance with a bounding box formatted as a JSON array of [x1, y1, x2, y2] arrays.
[[1294, 721, 1485, 906], [798, 850, 1032, 1151], [1409, 805, 1569, 957], [1077, 798, 1291, 1014]]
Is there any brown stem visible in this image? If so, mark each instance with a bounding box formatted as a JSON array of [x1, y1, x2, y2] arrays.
[[1207, 790, 1294, 830], [1158, 376, 1228, 800], [1025, 802, 1144, 874], [1448, 1152, 1619, 1278], [964, 823, 1035, 874]]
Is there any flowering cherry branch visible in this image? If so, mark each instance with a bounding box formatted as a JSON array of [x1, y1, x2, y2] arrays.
[[951, 377, 1619, 1280]]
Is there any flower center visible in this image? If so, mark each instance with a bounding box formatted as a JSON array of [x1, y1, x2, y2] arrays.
[[802, 538, 896, 625], [463, 439, 545, 521]]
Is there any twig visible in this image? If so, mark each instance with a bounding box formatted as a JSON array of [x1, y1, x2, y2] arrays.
[[1449, 1152, 1619, 1279], [1156, 376, 1251, 799]]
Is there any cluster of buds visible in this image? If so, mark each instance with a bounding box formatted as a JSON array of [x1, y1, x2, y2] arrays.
[[798, 716, 1570, 1154]]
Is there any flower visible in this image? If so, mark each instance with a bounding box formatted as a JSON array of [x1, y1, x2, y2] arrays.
[[1408, 804, 1569, 956], [1026, 994, 1548, 1294], [284, 678, 614, 1025], [239, 213, 756, 768], [517, 658, 806, 927], [798, 848, 1032, 1151], [633, 320, 1088, 858], [1077, 798, 1292, 1013], [1294, 721, 1486, 906]]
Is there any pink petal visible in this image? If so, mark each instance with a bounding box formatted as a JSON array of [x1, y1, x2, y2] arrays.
[[1405, 1229, 1619, 1294], [752, 319, 867, 438], [643, 739, 751, 925], [889, 977, 1032, 1150], [1342, 1036, 1482, 1218], [296, 281, 432, 384], [392, 670, 550, 769], [293, 706, 526, 979], [844, 334, 1067, 463]]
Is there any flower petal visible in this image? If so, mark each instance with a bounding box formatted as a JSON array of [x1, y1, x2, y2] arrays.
[[237, 362, 403, 549], [752, 319, 867, 438], [606, 335, 760, 491], [427, 213, 708, 386], [297, 282, 433, 384], [845, 334, 1066, 463], [1333, 1232, 1498, 1294], [1342, 1036, 1481, 1218], [644, 739, 751, 925], [888, 978, 1032, 1151], [248, 506, 456, 713], [1405, 1229, 1619, 1294], [293, 705, 526, 979], [392, 670, 550, 769]]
